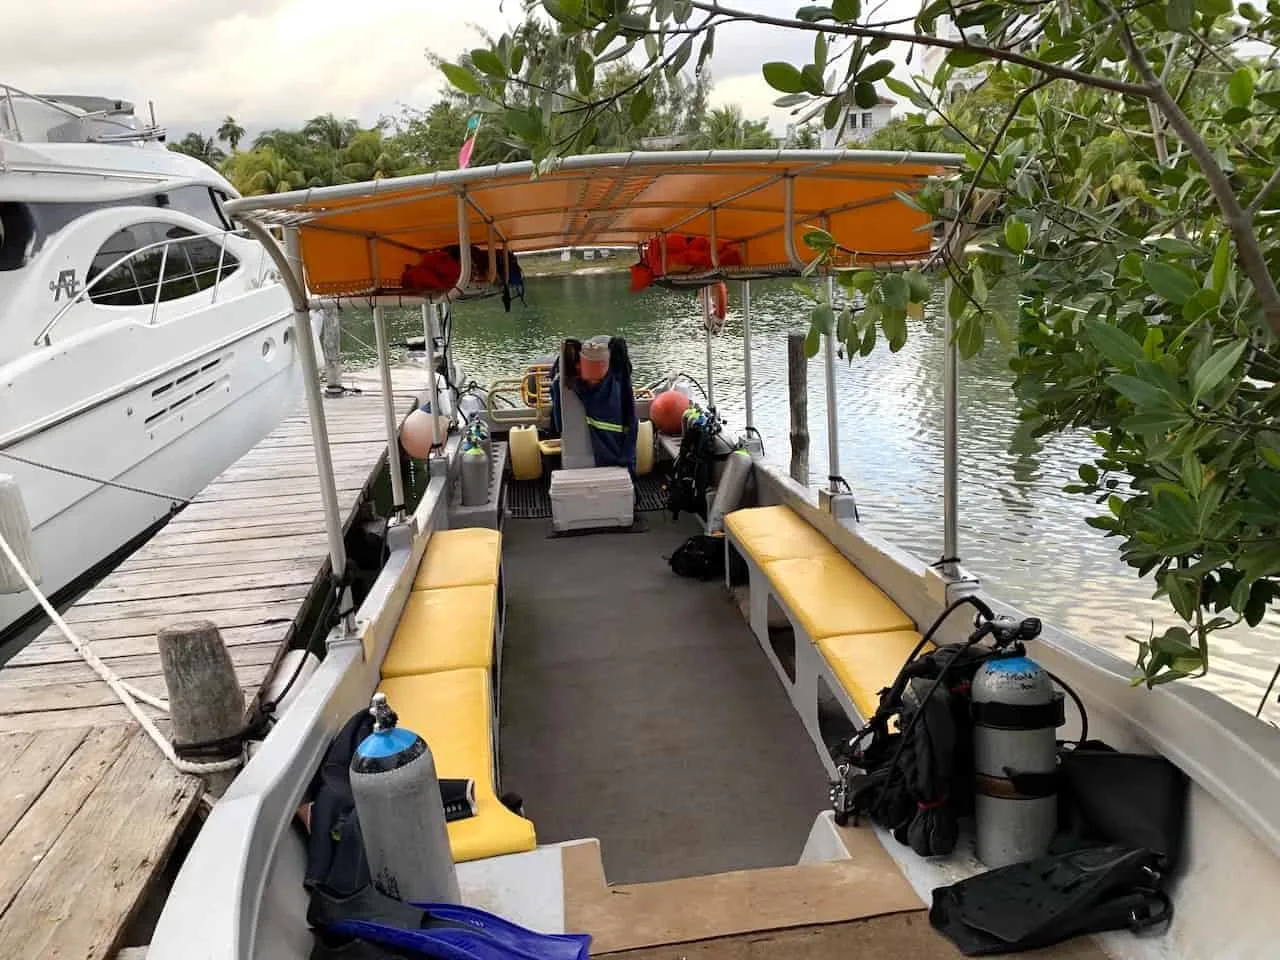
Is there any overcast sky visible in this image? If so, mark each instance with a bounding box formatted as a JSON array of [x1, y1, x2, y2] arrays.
[[4, 1, 923, 139]]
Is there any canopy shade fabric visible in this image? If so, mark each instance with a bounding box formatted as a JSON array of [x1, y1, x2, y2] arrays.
[[225, 149, 961, 298]]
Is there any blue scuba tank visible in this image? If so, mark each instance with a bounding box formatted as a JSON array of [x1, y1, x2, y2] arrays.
[[350, 693, 460, 904]]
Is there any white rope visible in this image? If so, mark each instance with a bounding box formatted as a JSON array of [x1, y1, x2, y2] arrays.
[[0, 530, 244, 775]]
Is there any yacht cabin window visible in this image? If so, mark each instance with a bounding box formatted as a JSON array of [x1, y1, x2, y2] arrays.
[[0, 187, 234, 271], [87, 222, 239, 307]]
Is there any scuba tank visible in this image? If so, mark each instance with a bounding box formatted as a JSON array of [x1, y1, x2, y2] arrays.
[[971, 655, 1064, 867], [350, 693, 460, 904], [460, 443, 490, 506], [706, 447, 752, 534]]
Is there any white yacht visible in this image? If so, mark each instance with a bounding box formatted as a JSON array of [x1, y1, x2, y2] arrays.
[[0, 87, 306, 641]]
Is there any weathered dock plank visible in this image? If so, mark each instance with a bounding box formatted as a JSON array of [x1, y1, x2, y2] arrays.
[[0, 373, 423, 957]]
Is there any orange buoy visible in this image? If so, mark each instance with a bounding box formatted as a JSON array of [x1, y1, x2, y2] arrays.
[[650, 389, 690, 435]]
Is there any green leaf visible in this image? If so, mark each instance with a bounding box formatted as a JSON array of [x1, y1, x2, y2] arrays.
[[971, 263, 988, 305], [823, 96, 844, 131], [947, 280, 968, 321], [1191, 339, 1247, 401], [574, 50, 595, 95], [1108, 374, 1172, 408], [471, 49, 507, 79], [1228, 68, 1255, 108], [697, 26, 716, 73], [1123, 410, 1186, 433], [804, 324, 821, 358], [1197, 0, 1232, 16], [803, 226, 836, 251], [905, 270, 931, 303], [1167, 0, 1193, 31], [441, 62, 483, 96], [673, 0, 693, 23], [884, 76, 920, 103], [1003, 216, 1029, 254], [814, 32, 828, 72], [763, 62, 806, 94], [853, 82, 878, 108], [1210, 235, 1231, 295], [503, 107, 542, 142], [811, 303, 836, 333], [1163, 573, 1198, 621], [858, 59, 894, 83], [667, 36, 693, 74], [795, 4, 835, 22], [543, 0, 581, 25], [882, 308, 908, 352], [849, 270, 877, 293], [947, 49, 990, 68], [832, 0, 861, 20], [1086, 321, 1144, 368], [1142, 261, 1199, 305], [800, 64, 826, 95], [630, 87, 654, 126], [957, 314, 984, 357]]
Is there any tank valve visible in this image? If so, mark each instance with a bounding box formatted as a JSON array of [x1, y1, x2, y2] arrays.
[[369, 692, 398, 732]]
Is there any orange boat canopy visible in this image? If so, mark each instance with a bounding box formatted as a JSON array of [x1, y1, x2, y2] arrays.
[[225, 149, 961, 299]]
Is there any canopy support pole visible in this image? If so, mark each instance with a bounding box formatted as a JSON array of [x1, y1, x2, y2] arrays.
[[741, 280, 754, 435], [705, 326, 715, 409], [422, 301, 441, 419], [372, 304, 406, 518], [281, 226, 353, 635], [819, 274, 857, 520], [942, 273, 960, 572], [823, 274, 840, 483]]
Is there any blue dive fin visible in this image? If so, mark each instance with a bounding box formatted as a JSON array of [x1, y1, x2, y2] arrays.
[[327, 902, 590, 960]]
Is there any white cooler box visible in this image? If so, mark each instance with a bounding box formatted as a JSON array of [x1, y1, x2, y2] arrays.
[[550, 467, 635, 532]]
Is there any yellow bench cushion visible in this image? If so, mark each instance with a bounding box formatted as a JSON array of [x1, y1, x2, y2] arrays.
[[817, 630, 929, 720], [763, 554, 915, 640], [414, 528, 502, 590], [378, 669, 537, 863], [725, 505, 839, 564], [382, 586, 496, 678]]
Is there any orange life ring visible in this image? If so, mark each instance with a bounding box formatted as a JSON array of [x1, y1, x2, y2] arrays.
[[699, 281, 728, 321]]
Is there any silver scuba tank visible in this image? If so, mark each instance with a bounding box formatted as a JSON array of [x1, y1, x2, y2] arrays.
[[971, 655, 1064, 867], [350, 693, 460, 904], [460, 443, 490, 506], [706, 447, 752, 534]]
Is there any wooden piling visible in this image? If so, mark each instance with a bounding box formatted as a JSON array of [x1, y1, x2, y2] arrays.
[[157, 620, 244, 792], [787, 332, 810, 485]]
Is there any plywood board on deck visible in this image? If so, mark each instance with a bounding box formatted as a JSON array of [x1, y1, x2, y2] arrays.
[[562, 835, 924, 955], [603, 914, 1107, 959], [0, 728, 200, 960]]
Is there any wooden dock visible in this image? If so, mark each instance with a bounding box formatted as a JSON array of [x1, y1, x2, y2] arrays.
[[0, 373, 421, 958]]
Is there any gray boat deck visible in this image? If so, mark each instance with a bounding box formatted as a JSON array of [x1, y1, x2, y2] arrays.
[[0, 372, 420, 959], [499, 516, 831, 884]]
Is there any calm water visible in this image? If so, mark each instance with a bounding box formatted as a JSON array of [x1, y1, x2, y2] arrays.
[[341, 273, 1280, 719]]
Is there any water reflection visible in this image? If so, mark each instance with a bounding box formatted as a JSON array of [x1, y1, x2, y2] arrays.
[[341, 273, 1278, 718]]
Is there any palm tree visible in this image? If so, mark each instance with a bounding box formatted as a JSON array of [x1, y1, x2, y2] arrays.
[[693, 106, 778, 150], [168, 132, 226, 167], [303, 113, 359, 151], [226, 147, 305, 196], [791, 124, 821, 149], [339, 130, 415, 182], [216, 116, 246, 152]]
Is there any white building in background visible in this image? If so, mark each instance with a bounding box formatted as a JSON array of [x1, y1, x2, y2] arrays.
[[921, 11, 1010, 101], [791, 93, 896, 147]]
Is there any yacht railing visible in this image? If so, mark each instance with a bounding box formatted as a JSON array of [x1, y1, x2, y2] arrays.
[[0, 83, 164, 144], [34, 229, 257, 346]]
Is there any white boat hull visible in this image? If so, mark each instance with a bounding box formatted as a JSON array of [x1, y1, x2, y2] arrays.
[[0, 305, 306, 639]]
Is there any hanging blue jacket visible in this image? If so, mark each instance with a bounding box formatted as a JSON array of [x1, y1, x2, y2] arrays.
[[550, 339, 638, 475]]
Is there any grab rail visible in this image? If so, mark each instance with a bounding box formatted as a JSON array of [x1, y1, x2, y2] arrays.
[[34, 229, 251, 346], [1, 82, 163, 144]]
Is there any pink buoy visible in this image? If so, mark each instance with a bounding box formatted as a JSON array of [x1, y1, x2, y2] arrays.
[[401, 408, 447, 459]]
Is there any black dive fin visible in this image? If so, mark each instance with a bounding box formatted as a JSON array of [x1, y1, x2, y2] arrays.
[[930, 845, 1170, 956]]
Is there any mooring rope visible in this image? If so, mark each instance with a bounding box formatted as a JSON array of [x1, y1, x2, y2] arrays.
[[0, 450, 191, 507], [0, 529, 243, 775]]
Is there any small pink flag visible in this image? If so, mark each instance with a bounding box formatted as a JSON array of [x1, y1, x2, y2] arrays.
[[457, 114, 481, 169]]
